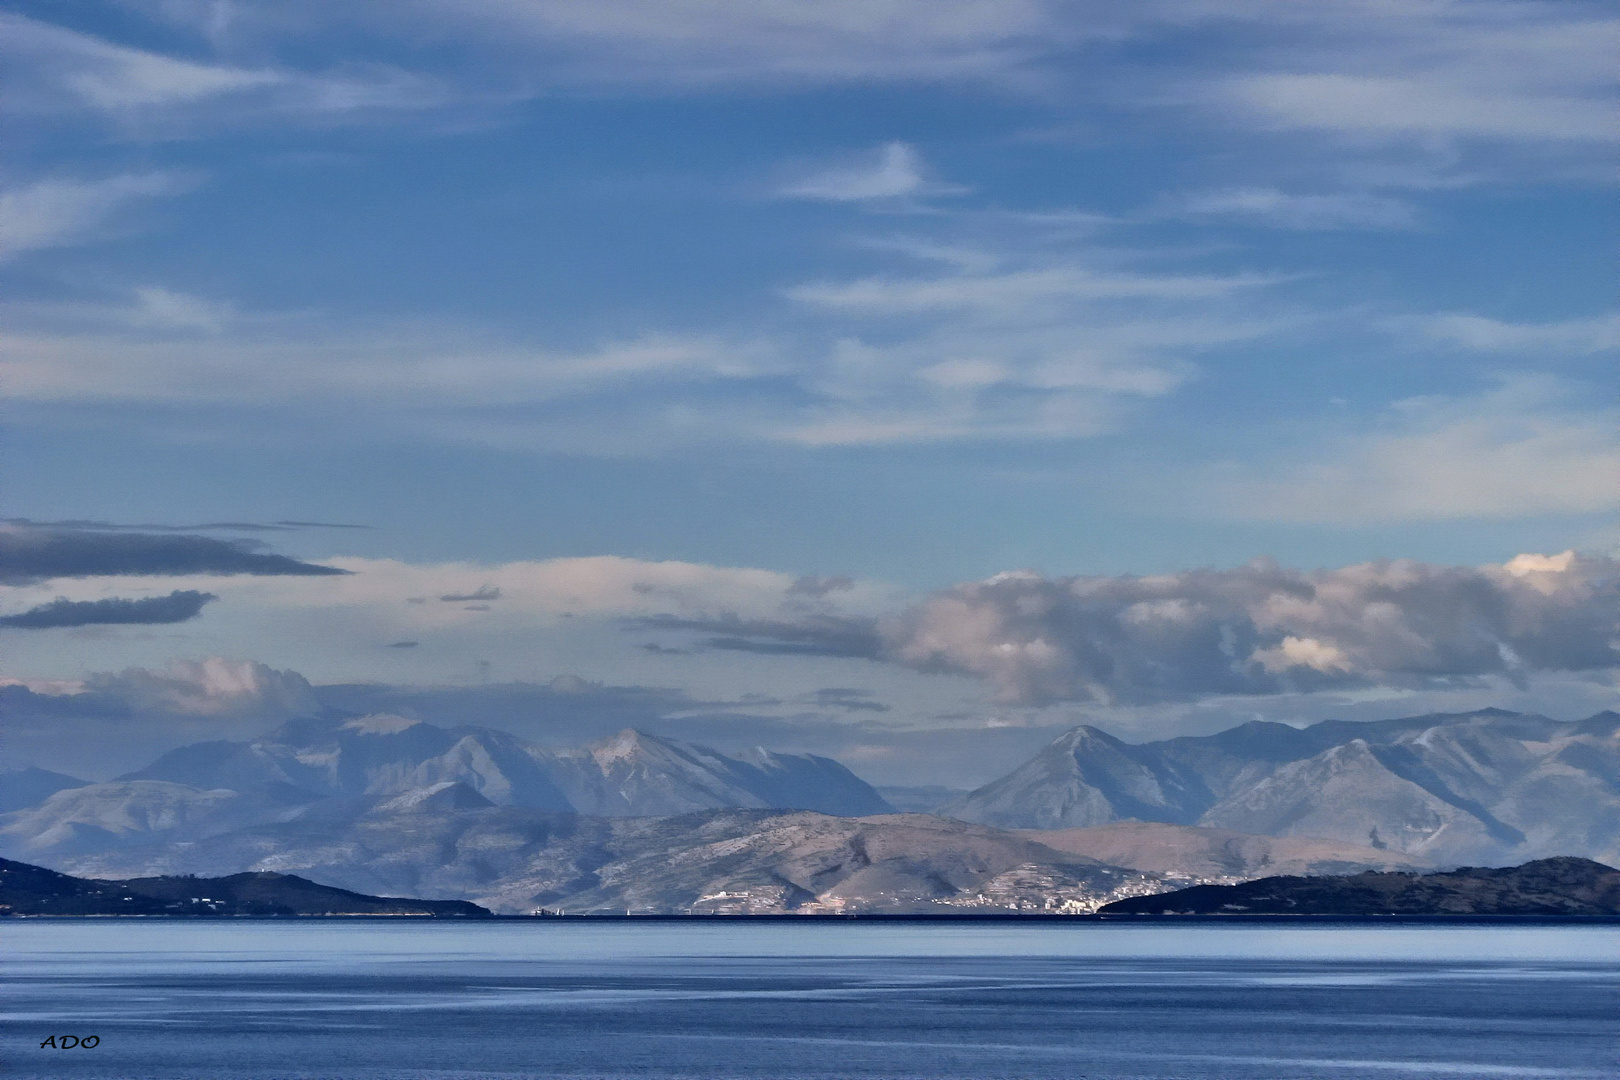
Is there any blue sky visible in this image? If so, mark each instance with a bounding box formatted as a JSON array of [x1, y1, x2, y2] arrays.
[[2, 2, 1616, 779]]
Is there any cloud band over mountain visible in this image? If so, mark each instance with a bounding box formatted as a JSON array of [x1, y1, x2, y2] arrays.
[[649, 551, 1619, 705], [2, 548, 1613, 719], [881, 552, 1619, 704]]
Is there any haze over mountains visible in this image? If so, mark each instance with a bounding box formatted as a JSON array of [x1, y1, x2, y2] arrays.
[[944, 709, 1620, 867], [119, 714, 893, 819], [0, 707, 1613, 914]]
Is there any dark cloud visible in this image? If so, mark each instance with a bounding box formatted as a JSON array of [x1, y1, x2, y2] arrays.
[[640, 642, 692, 655], [6, 518, 370, 533], [386, 641, 420, 649], [808, 688, 890, 713], [634, 613, 883, 659], [6, 518, 295, 533], [439, 585, 501, 602], [0, 524, 350, 584], [0, 590, 216, 628], [885, 554, 1620, 705], [272, 521, 372, 529], [788, 575, 856, 597]]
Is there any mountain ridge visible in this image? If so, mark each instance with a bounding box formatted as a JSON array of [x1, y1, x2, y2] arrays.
[[943, 709, 1620, 866], [4, 706, 1614, 910], [116, 719, 892, 819]]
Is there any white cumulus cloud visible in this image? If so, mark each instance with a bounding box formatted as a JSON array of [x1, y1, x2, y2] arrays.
[[85, 658, 319, 718], [883, 552, 1620, 704]]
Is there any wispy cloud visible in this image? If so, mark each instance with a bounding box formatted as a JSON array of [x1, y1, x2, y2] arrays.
[[126, 287, 236, 332], [1414, 313, 1620, 355], [10, 3, 1612, 164], [788, 266, 1283, 311], [3, 13, 281, 110], [1208, 380, 1620, 524], [3, 12, 450, 133], [1225, 73, 1614, 143], [0, 233, 1292, 449], [360, 0, 1067, 89], [1196, 6, 1617, 150], [0, 324, 773, 406], [1164, 187, 1419, 231], [0, 173, 200, 259], [775, 242, 1290, 445], [779, 142, 965, 203]]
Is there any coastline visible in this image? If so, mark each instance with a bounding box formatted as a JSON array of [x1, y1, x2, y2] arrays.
[[9, 911, 1620, 924]]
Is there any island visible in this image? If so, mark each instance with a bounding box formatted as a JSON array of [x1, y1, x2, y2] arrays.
[[1097, 857, 1620, 916], [0, 858, 492, 917]]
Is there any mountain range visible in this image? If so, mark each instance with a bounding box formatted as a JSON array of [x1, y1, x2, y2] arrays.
[[942, 709, 1620, 866], [0, 707, 1613, 913], [0, 710, 1416, 914], [3, 799, 1178, 914], [0, 717, 895, 862], [0, 766, 88, 813], [122, 714, 893, 817]]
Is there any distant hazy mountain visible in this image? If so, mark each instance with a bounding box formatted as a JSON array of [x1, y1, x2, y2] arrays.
[[1021, 822, 1429, 880], [1098, 857, 1620, 916], [0, 767, 88, 814], [6, 706, 1612, 911], [941, 726, 1211, 829], [113, 716, 891, 818], [876, 785, 971, 814], [0, 718, 891, 869], [3, 797, 1436, 917], [7, 803, 1177, 915], [0, 780, 307, 861], [942, 709, 1620, 866], [537, 730, 892, 817]]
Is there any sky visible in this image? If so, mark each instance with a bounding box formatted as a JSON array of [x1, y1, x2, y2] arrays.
[[2, 1, 1616, 783]]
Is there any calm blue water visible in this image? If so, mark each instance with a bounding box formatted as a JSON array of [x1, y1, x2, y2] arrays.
[[3, 921, 1617, 1079]]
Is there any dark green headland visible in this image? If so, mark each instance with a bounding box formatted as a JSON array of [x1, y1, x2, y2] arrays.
[[0, 858, 492, 917]]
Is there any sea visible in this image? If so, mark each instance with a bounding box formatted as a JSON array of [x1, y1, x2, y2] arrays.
[[3, 919, 1617, 1079]]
